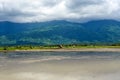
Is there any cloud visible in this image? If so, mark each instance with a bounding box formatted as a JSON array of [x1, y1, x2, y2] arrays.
[[0, 0, 120, 23]]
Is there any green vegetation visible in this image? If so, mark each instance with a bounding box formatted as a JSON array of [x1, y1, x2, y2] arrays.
[[1, 20, 120, 46], [1, 43, 120, 51]]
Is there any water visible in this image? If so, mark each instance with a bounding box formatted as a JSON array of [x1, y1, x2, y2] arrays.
[[0, 51, 120, 80]]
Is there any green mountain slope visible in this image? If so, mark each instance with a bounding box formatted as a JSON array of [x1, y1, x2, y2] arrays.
[[0, 20, 120, 45]]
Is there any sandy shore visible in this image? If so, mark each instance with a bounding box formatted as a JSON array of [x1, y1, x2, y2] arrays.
[[12, 48, 120, 52]]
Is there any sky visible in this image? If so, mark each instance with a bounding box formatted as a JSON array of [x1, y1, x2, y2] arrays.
[[0, 0, 120, 23]]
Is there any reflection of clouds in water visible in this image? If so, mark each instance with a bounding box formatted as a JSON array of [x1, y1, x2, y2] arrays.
[[10, 72, 97, 80], [1, 72, 118, 80], [0, 56, 6, 60], [0, 52, 120, 80], [18, 55, 114, 64], [19, 56, 71, 63], [0, 65, 3, 67]]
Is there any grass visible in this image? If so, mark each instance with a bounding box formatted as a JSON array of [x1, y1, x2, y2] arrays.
[[0, 45, 120, 51]]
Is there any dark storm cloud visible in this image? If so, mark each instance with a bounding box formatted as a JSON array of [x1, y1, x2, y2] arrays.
[[66, 0, 104, 9]]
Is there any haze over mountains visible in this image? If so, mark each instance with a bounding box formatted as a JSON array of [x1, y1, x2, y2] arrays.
[[0, 20, 120, 45]]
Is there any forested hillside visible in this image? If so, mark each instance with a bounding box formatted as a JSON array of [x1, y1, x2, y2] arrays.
[[0, 20, 120, 45]]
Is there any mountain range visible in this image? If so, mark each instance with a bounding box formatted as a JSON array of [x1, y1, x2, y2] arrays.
[[0, 20, 120, 46]]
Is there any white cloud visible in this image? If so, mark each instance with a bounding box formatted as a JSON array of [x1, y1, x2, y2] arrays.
[[0, 0, 120, 23]]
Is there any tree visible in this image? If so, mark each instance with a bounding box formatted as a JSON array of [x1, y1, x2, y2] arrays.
[[3, 47, 7, 50]]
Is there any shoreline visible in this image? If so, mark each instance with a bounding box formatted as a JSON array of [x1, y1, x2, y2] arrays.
[[1, 48, 120, 52]]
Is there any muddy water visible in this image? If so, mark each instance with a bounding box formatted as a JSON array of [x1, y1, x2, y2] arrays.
[[0, 51, 120, 80]]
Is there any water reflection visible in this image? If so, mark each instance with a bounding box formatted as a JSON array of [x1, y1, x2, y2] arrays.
[[0, 51, 120, 80]]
